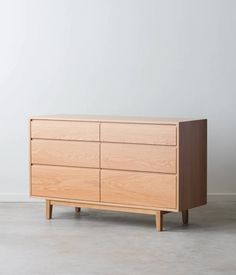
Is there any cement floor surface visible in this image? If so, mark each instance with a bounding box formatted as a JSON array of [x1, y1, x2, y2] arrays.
[[0, 196, 235, 275]]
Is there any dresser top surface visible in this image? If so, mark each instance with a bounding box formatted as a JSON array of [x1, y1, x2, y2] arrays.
[[30, 114, 206, 125]]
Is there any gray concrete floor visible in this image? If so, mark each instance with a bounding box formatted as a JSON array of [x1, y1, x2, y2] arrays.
[[0, 196, 236, 275]]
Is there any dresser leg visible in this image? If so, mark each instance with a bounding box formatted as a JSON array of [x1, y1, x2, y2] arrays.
[[156, 211, 163, 231], [46, 200, 53, 219], [182, 210, 188, 225], [75, 207, 81, 213]]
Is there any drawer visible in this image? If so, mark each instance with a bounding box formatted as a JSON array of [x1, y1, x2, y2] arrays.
[[101, 143, 176, 173], [31, 120, 99, 141], [101, 170, 176, 209], [31, 165, 99, 201], [101, 123, 176, 145], [31, 139, 99, 168]]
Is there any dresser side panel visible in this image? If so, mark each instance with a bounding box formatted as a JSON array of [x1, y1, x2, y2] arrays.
[[179, 120, 207, 210]]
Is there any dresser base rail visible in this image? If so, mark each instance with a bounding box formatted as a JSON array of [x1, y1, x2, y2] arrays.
[[45, 199, 189, 232]]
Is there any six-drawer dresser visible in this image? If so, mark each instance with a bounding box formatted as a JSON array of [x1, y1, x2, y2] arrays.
[[29, 115, 207, 231]]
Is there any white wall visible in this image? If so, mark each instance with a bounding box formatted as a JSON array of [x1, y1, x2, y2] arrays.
[[0, 0, 235, 201]]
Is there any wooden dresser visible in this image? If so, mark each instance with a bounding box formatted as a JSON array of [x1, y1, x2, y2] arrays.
[[29, 115, 207, 231]]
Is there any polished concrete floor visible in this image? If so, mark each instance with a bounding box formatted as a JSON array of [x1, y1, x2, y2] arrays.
[[0, 196, 235, 275]]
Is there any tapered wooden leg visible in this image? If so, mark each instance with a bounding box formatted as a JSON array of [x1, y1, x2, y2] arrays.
[[182, 210, 188, 225], [46, 200, 53, 219], [156, 211, 163, 231], [75, 207, 81, 213]]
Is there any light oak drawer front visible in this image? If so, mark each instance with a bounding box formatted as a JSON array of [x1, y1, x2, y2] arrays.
[[31, 165, 99, 201], [31, 140, 99, 168], [101, 123, 176, 145], [31, 120, 99, 141], [101, 143, 176, 173], [101, 170, 176, 209]]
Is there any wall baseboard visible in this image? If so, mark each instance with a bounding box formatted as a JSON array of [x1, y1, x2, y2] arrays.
[[0, 193, 235, 202], [208, 193, 236, 196], [0, 193, 42, 202]]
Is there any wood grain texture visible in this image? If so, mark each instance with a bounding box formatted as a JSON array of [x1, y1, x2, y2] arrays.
[[31, 120, 99, 141], [156, 211, 163, 231], [29, 114, 207, 230], [31, 139, 99, 168], [101, 143, 176, 173], [30, 114, 196, 125], [50, 200, 157, 215], [32, 165, 99, 201], [101, 170, 176, 209], [37, 196, 178, 212], [29, 119, 32, 196], [46, 200, 53, 219], [101, 123, 176, 145], [179, 120, 207, 210]]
